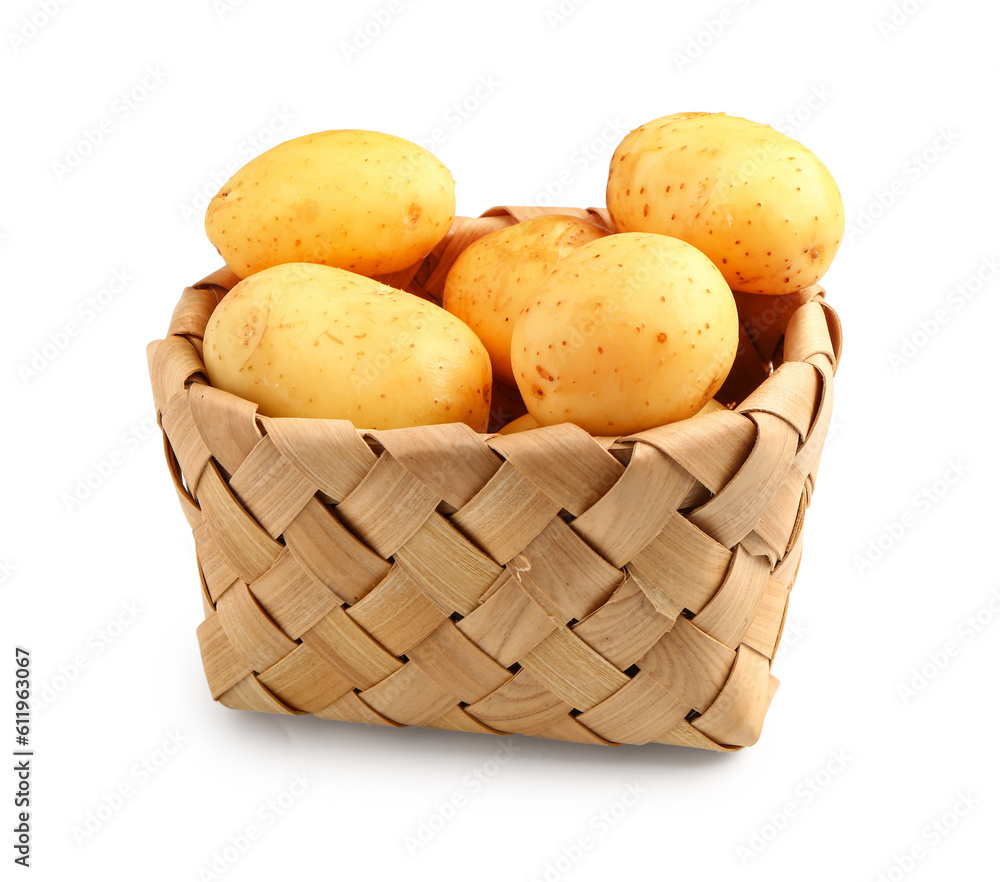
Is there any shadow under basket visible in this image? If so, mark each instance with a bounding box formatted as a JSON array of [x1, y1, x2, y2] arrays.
[[147, 205, 842, 752]]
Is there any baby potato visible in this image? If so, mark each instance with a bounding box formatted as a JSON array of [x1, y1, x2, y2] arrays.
[[511, 233, 737, 435], [206, 130, 455, 279], [443, 215, 607, 385], [203, 263, 491, 430], [607, 112, 844, 295], [496, 413, 540, 435]]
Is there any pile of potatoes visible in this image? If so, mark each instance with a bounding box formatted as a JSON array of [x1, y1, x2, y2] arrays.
[[201, 113, 843, 435]]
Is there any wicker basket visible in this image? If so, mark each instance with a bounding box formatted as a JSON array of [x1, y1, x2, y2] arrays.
[[147, 206, 842, 751]]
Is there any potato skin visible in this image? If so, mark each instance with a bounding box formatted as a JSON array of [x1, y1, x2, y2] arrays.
[[511, 233, 737, 435], [607, 112, 844, 295], [203, 263, 491, 430], [443, 215, 607, 386], [206, 130, 455, 279]]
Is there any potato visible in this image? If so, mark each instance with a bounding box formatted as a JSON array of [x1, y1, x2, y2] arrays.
[[443, 215, 607, 385], [206, 130, 455, 279], [607, 112, 844, 295], [511, 233, 738, 434], [496, 413, 539, 435], [498, 397, 726, 436], [203, 263, 491, 430]]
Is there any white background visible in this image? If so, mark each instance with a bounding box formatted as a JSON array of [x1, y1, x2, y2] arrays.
[[2, 0, 998, 879]]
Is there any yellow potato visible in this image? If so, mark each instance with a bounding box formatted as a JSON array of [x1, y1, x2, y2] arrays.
[[499, 398, 724, 436], [511, 233, 737, 434], [206, 130, 455, 279], [443, 215, 607, 386], [203, 263, 491, 430], [496, 413, 540, 435], [607, 112, 844, 295]]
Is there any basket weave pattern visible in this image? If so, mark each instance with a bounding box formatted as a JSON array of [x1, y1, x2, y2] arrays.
[[148, 207, 841, 751]]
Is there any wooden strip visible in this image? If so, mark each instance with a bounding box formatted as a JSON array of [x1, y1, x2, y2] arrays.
[[160, 390, 211, 496], [577, 672, 689, 745], [346, 566, 448, 657], [261, 416, 377, 502], [336, 453, 440, 557], [216, 582, 298, 672], [457, 573, 557, 667], [533, 716, 616, 746], [197, 462, 282, 584], [228, 435, 317, 539], [630, 409, 757, 496], [466, 670, 572, 734], [742, 577, 790, 660], [217, 675, 303, 715], [488, 424, 625, 516], [147, 336, 205, 414], [571, 443, 694, 567], [751, 468, 807, 563], [302, 607, 404, 689], [369, 422, 501, 508], [693, 645, 775, 748], [394, 512, 504, 616], [652, 720, 739, 752], [512, 517, 623, 622], [572, 575, 675, 670], [737, 360, 820, 442], [188, 384, 262, 475], [283, 497, 390, 605], [258, 643, 353, 713], [692, 548, 771, 650], [193, 520, 239, 605], [359, 663, 459, 727], [408, 623, 513, 704], [628, 514, 732, 616], [451, 461, 563, 564], [427, 707, 503, 735], [519, 626, 630, 712], [783, 301, 836, 366], [196, 613, 252, 700], [638, 617, 736, 714], [688, 413, 799, 548], [248, 548, 341, 640], [314, 689, 402, 728]]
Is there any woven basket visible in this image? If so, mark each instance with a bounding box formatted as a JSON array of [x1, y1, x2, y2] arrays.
[[147, 206, 842, 751]]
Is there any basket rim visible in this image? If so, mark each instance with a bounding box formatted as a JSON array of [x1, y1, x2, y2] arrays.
[[148, 205, 842, 447]]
